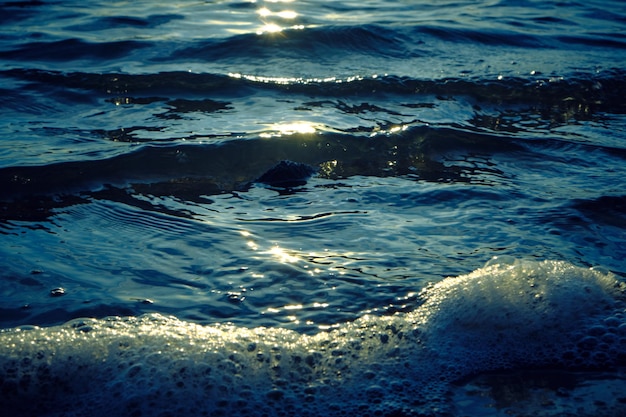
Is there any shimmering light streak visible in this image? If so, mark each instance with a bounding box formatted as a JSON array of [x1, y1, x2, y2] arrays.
[[259, 121, 317, 138], [268, 246, 300, 264]]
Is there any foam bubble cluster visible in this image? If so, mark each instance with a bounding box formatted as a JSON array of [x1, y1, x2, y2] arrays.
[[1, 259, 624, 416], [417, 258, 626, 374]]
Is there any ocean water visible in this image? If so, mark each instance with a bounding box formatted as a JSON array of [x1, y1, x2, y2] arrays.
[[0, 0, 625, 416]]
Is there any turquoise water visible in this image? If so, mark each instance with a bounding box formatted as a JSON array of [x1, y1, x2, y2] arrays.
[[1, 1, 626, 415]]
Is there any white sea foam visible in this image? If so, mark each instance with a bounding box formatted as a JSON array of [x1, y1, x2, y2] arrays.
[[1, 259, 624, 416]]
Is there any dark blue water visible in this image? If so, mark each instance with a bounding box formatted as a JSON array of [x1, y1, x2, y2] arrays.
[[1, 1, 626, 416]]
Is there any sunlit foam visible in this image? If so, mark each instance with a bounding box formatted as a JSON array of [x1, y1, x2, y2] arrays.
[[2, 260, 624, 416], [319, 160, 338, 177]]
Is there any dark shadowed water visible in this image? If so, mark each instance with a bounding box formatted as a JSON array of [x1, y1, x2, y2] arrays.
[[1, 1, 625, 416]]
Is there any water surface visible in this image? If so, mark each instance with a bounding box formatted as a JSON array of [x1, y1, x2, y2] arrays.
[[1, 1, 626, 416]]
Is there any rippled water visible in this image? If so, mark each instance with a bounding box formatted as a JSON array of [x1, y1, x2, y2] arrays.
[[1, 1, 626, 416]]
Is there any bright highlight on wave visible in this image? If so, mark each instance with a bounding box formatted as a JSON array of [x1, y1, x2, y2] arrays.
[[258, 7, 297, 20], [257, 23, 283, 34], [227, 73, 380, 86], [260, 121, 317, 137], [255, 4, 300, 34], [267, 246, 300, 264], [228, 72, 307, 85], [370, 124, 409, 137]]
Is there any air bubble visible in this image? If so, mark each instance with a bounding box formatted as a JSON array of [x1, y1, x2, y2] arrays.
[[364, 370, 376, 379], [604, 316, 622, 327], [266, 389, 284, 401], [366, 385, 385, 399], [588, 325, 607, 336], [601, 333, 618, 344], [577, 336, 599, 350]]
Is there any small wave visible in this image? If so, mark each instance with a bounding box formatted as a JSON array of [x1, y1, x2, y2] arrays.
[[166, 24, 418, 62], [0, 39, 150, 62], [0, 124, 519, 206], [64, 13, 184, 31], [572, 195, 626, 228], [3, 68, 625, 113], [415, 25, 544, 47], [1, 259, 624, 416], [557, 34, 626, 50]]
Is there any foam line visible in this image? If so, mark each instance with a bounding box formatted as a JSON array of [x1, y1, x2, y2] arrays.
[[1, 259, 624, 416]]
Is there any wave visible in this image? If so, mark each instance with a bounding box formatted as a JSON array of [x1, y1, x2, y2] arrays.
[[169, 24, 417, 62], [0, 118, 622, 225], [0, 125, 520, 209], [1, 68, 624, 232], [1, 259, 624, 416], [3, 67, 625, 113], [3, 18, 626, 68], [414, 25, 544, 47], [0, 39, 151, 62]]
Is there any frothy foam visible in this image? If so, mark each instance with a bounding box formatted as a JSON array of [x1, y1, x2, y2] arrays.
[[1, 259, 624, 416]]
